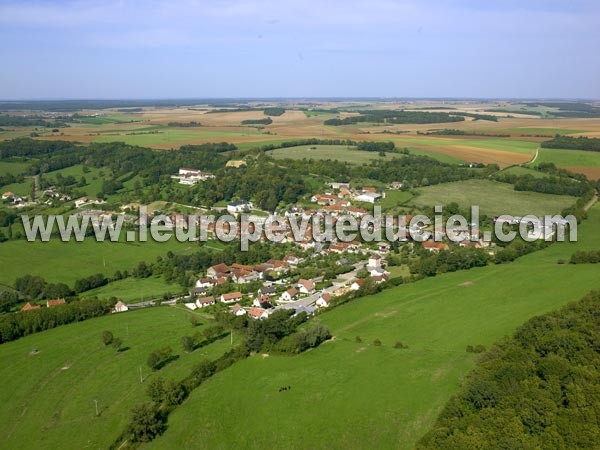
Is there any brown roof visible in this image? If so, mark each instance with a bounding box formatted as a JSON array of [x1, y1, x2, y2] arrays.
[[248, 307, 267, 319], [20, 302, 41, 312], [298, 279, 315, 291], [286, 287, 298, 297], [222, 292, 243, 300], [197, 296, 215, 305], [46, 298, 66, 307], [209, 263, 230, 273], [320, 293, 332, 303]]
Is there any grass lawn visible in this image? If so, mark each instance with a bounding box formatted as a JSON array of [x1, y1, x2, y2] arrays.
[[0, 238, 199, 287], [147, 205, 600, 450], [269, 144, 395, 164], [408, 179, 575, 216], [533, 148, 600, 168], [0, 307, 237, 450], [381, 190, 414, 211], [85, 277, 184, 303], [0, 159, 30, 176]]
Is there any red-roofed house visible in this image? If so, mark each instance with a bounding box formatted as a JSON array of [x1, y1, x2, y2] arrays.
[[316, 292, 332, 308], [20, 302, 41, 312], [46, 298, 66, 308], [280, 287, 298, 302], [196, 296, 216, 308], [297, 279, 316, 294]]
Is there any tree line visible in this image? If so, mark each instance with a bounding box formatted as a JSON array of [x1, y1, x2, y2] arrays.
[[418, 290, 600, 449], [541, 135, 600, 152]]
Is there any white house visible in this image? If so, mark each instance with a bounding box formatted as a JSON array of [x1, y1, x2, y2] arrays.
[[367, 254, 382, 269], [316, 292, 332, 308], [113, 300, 129, 313], [355, 192, 381, 204], [350, 279, 365, 291], [230, 304, 247, 316], [227, 200, 254, 214], [220, 292, 243, 303], [248, 307, 270, 320], [184, 303, 198, 310], [280, 287, 299, 302], [196, 296, 216, 308], [297, 279, 316, 294]]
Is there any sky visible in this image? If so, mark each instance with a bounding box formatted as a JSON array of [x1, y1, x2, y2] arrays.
[[0, 0, 599, 99]]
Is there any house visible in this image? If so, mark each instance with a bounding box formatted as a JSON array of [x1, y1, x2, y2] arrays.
[[184, 303, 198, 310], [195, 277, 217, 289], [377, 242, 391, 254], [280, 287, 298, 302], [355, 192, 382, 204], [207, 263, 230, 278], [46, 298, 66, 308], [230, 304, 247, 316], [113, 300, 129, 313], [311, 194, 338, 205], [316, 292, 332, 308], [328, 182, 350, 190], [372, 274, 389, 284], [227, 200, 253, 214], [283, 254, 301, 266], [20, 302, 41, 312], [2, 191, 15, 200], [422, 241, 449, 253], [196, 296, 216, 308], [390, 181, 404, 190], [258, 285, 276, 296], [253, 295, 273, 308], [221, 292, 243, 303], [350, 279, 365, 291], [248, 307, 269, 320], [367, 254, 382, 269], [369, 267, 388, 277], [297, 279, 316, 294]]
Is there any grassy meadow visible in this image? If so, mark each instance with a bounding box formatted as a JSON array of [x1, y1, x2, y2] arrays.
[[0, 307, 237, 450], [269, 144, 395, 164], [146, 205, 600, 450], [0, 237, 199, 287], [408, 179, 575, 216]]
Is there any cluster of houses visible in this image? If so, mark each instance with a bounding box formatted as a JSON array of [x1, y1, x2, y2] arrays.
[[74, 197, 106, 208], [311, 182, 383, 206], [172, 168, 215, 185], [2, 192, 35, 208], [41, 187, 72, 204], [20, 298, 66, 312]]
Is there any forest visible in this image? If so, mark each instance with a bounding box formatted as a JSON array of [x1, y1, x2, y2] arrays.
[[418, 290, 600, 450], [541, 135, 600, 152], [323, 110, 466, 125]]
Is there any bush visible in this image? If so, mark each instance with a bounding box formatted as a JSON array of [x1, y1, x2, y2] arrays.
[[147, 346, 174, 371], [355, 336, 362, 343], [127, 403, 165, 443], [102, 330, 114, 346], [373, 339, 382, 346], [394, 341, 408, 349]]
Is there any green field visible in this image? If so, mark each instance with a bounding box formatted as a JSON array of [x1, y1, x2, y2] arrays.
[[93, 127, 262, 147], [269, 145, 395, 164], [146, 206, 600, 450], [0, 159, 30, 176], [390, 137, 538, 155], [532, 148, 600, 168], [408, 179, 575, 216], [381, 190, 414, 211], [85, 276, 184, 302], [0, 238, 199, 288], [0, 307, 236, 450]]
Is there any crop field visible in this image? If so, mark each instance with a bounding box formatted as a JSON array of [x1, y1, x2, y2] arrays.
[[0, 307, 237, 450], [0, 237, 199, 287], [531, 148, 600, 180], [269, 144, 395, 164], [146, 205, 600, 450], [408, 179, 575, 216]]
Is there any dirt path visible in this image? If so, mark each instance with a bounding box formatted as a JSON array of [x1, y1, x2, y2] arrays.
[[583, 194, 598, 212]]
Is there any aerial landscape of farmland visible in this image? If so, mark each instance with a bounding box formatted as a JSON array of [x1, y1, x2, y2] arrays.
[[1, 1, 599, 449]]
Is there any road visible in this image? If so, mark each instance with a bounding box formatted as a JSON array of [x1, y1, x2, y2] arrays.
[[276, 262, 364, 311]]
